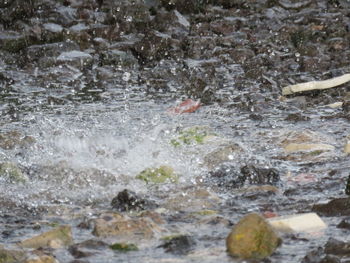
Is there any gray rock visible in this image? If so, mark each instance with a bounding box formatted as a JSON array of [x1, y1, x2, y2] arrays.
[[57, 50, 93, 69]]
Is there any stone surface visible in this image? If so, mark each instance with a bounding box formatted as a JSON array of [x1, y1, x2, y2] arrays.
[[0, 162, 26, 183], [19, 225, 73, 249], [136, 166, 178, 184], [69, 240, 108, 258], [158, 235, 195, 255], [110, 189, 156, 212], [92, 213, 164, 240], [56, 50, 93, 69], [0, 245, 25, 263], [226, 213, 281, 259], [312, 198, 350, 217]]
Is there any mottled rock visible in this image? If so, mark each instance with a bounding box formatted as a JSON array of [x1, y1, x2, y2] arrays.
[[165, 188, 220, 211], [133, 30, 172, 63], [19, 225, 73, 249], [24, 253, 59, 263], [92, 213, 164, 240], [312, 198, 350, 217], [111, 189, 156, 212], [226, 213, 281, 259], [0, 245, 25, 263], [203, 144, 243, 169], [207, 163, 246, 189], [136, 166, 178, 184], [158, 235, 195, 255], [241, 165, 280, 185], [0, 162, 26, 183]]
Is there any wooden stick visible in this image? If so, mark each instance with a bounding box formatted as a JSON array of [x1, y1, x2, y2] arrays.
[[282, 73, 350, 95]]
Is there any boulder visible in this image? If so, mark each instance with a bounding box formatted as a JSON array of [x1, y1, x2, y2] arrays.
[[0, 31, 28, 53], [19, 225, 73, 249], [226, 213, 281, 259], [203, 144, 243, 169]]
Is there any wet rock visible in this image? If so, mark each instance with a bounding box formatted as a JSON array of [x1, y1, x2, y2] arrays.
[[0, 245, 25, 263], [170, 126, 216, 147], [165, 188, 220, 211], [285, 112, 310, 122], [0, 131, 21, 150], [153, 10, 190, 37], [301, 247, 341, 263], [226, 213, 281, 259], [207, 163, 246, 189], [99, 49, 138, 68], [158, 235, 195, 255], [69, 240, 108, 258], [133, 30, 172, 63], [67, 23, 92, 49], [160, 0, 209, 14], [0, 162, 26, 183], [92, 213, 164, 240], [337, 217, 350, 230], [56, 50, 93, 69], [0, 31, 27, 53], [111, 189, 156, 212], [312, 198, 350, 216], [19, 225, 73, 249], [203, 143, 243, 169], [24, 253, 59, 263], [109, 243, 138, 252], [276, 130, 336, 162], [26, 42, 80, 68], [241, 165, 280, 185], [136, 166, 178, 184], [324, 238, 350, 256]]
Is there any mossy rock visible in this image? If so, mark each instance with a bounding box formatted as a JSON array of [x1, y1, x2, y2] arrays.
[[136, 166, 178, 184], [19, 225, 73, 249], [226, 213, 281, 259], [0, 162, 26, 183], [0, 246, 25, 263], [110, 243, 138, 252], [170, 126, 216, 147]]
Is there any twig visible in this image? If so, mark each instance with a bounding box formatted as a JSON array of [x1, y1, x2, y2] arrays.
[[282, 73, 350, 95]]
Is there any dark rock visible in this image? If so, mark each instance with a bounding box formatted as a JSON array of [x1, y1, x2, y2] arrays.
[[69, 240, 108, 258], [158, 235, 196, 255], [337, 217, 350, 230], [312, 198, 350, 217], [285, 112, 310, 122], [111, 189, 156, 212], [324, 238, 350, 256], [133, 30, 172, 63], [302, 247, 341, 263], [99, 49, 138, 68], [208, 163, 246, 189], [26, 42, 80, 67], [0, 31, 27, 52], [160, 0, 209, 14], [241, 165, 280, 185]]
